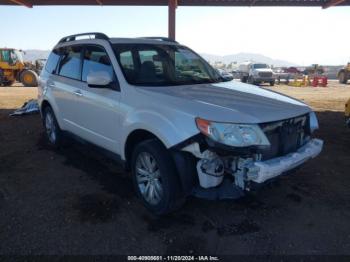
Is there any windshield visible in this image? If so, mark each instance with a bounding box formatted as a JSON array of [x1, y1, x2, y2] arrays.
[[253, 64, 269, 69], [113, 44, 221, 86], [0, 49, 23, 64], [14, 50, 24, 63]]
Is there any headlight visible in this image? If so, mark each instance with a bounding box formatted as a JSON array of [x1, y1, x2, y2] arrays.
[[195, 118, 270, 147], [309, 112, 319, 133]]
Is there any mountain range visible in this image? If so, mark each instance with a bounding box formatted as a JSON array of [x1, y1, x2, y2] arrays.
[[201, 52, 297, 67], [23, 50, 50, 62], [23, 49, 296, 67]]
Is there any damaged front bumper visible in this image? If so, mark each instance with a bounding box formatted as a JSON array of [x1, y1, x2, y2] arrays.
[[245, 138, 323, 183], [180, 138, 323, 200]]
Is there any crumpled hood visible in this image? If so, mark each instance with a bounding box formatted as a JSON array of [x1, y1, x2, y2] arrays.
[[135, 81, 311, 123]]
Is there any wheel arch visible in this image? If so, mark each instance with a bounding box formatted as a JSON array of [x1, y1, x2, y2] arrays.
[[40, 99, 51, 112], [40, 99, 64, 130], [124, 129, 164, 169], [124, 128, 198, 195]]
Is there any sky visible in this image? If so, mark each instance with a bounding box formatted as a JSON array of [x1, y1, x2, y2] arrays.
[[1, 5, 350, 65]]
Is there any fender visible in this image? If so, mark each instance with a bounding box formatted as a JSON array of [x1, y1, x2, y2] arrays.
[[120, 108, 199, 160]]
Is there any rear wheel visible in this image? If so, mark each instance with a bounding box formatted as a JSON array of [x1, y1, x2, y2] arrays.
[[43, 106, 63, 147], [270, 80, 275, 86], [339, 71, 348, 84], [20, 70, 38, 87], [131, 139, 184, 215]]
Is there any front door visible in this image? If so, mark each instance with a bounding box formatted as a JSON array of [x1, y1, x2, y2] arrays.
[[71, 44, 121, 154]]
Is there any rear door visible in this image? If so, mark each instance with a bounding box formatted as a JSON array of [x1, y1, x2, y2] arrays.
[[51, 45, 85, 133]]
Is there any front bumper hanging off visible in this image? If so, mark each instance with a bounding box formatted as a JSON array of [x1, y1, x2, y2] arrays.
[[185, 138, 323, 200], [247, 138, 323, 183]]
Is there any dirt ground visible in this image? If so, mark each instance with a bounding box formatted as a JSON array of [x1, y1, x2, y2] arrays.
[[1, 81, 350, 256]]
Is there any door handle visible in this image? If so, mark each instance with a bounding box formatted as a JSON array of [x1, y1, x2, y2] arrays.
[[73, 90, 83, 97]]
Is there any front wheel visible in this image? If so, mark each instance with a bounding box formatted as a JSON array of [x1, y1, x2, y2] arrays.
[[4, 80, 15, 86], [131, 139, 184, 215], [248, 76, 255, 85], [339, 71, 348, 84], [270, 80, 275, 86]]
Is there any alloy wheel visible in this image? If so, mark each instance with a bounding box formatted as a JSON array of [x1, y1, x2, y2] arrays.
[[45, 111, 57, 144], [135, 152, 163, 205]]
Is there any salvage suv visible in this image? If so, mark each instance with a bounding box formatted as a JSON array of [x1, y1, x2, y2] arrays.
[[38, 33, 323, 214]]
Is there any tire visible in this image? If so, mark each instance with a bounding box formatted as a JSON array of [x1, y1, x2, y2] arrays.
[[43, 106, 63, 148], [339, 71, 348, 84], [20, 70, 38, 87], [3, 80, 15, 86], [241, 76, 247, 83], [248, 76, 255, 85], [131, 139, 184, 215], [270, 80, 275, 86]]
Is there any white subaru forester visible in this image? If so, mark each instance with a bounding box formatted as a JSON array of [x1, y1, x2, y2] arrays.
[[38, 33, 323, 214]]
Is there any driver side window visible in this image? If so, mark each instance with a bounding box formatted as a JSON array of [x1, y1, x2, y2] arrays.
[[0, 50, 9, 62], [82, 46, 115, 83]]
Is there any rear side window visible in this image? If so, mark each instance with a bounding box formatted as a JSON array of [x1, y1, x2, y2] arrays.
[[82, 45, 115, 82], [57, 46, 82, 80], [45, 49, 60, 74]]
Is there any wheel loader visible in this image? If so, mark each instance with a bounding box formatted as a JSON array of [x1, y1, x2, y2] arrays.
[[346, 97, 350, 127], [0, 48, 39, 87], [338, 63, 350, 84]]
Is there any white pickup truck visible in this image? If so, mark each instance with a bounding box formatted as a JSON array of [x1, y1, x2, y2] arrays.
[[239, 62, 276, 86]]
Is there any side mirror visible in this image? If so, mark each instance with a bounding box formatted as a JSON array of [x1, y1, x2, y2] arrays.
[[87, 71, 112, 88]]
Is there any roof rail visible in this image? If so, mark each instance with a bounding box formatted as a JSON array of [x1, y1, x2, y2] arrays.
[[138, 37, 179, 44], [58, 32, 109, 44]]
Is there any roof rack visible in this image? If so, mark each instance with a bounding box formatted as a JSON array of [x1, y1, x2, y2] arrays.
[[138, 37, 178, 44], [58, 32, 109, 44]]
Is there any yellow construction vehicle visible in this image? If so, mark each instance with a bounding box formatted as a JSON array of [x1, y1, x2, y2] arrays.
[[0, 48, 38, 87], [338, 63, 350, 84]]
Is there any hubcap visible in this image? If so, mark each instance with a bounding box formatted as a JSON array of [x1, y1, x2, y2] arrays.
[[45, 112, 56, 144], [24, 74, 33, 83], [135, 152, 163, 205]]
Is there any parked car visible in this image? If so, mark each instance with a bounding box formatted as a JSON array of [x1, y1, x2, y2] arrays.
[[38, 33, 323, 214], [238, 62, 276, 86], [273, 68, 292, 84], [216, 68, 234, 81]]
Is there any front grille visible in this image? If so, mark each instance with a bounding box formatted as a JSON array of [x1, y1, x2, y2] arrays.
[[259, 114, 310, 160], [258, 72, 273, 78]]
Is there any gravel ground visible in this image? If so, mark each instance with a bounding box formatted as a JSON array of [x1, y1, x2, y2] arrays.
[[0, 83, 350, 256]]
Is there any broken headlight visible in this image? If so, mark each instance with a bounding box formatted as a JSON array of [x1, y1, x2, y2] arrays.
[[196, 118, 270, 147], [309, 112, 319, 133]]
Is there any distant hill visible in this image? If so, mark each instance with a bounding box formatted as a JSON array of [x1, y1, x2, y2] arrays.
[[23, 49, 50, 62], [200, 52, 297, 67]]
